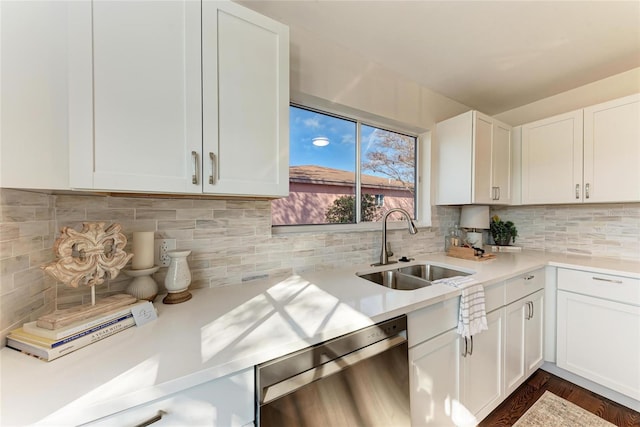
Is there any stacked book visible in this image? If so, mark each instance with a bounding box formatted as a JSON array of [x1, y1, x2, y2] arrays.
[[6, 299, 147, 362]]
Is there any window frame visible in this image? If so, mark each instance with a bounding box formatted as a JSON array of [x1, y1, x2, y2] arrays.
[[273, 99, 431, 234]]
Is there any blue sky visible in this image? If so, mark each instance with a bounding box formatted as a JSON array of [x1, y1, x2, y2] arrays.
[[290, 106, 379, 174]]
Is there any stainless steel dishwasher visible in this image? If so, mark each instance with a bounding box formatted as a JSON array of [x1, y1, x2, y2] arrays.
[[256, 315, 410, 426]]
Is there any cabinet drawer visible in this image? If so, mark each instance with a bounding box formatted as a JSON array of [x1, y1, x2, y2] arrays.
[[484, 280, 506, 313], [408, 297, 459, 346], [505, 269, 544, 304], [409, 281, 505, 346], [557, 268, 640, 305], [83, 368, 254, 427]]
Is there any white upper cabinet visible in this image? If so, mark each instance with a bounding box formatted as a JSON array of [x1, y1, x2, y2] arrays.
[[521, 110, 583, 204], [0, 1, 72, 190], [521, 93, 640, 205], [583, 93, 640, 203], [70, 0, 202, 194], [202, 2, 289, 197], [436, 111, 512, 205], [69, 0, 289, 197]]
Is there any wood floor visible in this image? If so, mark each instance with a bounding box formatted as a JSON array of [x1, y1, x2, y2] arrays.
[[480, 369, 640, 427]]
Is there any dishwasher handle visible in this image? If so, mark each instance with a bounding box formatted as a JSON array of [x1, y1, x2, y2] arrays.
[[260, 334, 407, 405]]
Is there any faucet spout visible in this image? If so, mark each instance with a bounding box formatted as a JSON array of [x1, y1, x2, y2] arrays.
[[376, 208, 418, 266]]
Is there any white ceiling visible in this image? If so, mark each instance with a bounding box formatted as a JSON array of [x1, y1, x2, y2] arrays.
[[237, 0, 640, 115]]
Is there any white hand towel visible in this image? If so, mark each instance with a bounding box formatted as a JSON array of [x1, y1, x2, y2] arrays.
[[456, 283, 488, 338], [432, 276, 488, 338]]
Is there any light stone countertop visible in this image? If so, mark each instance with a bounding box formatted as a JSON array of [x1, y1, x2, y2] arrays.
[[1, 250, 639, 426]]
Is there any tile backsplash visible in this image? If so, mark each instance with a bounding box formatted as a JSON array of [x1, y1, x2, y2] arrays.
[[0, 188, 458, 341], [2, 188, 639, 343], [491, 204, 640, 259]]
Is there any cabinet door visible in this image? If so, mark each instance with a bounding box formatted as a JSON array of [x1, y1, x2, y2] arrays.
[[462, 309, 504, 423], [504, 299, 526, 396], [557, 290, 640, 400], [202, 2, 289, 197], [409, 329, 464, 427], [71, 1, 202, 193], [525, 290, 544, 375], [473, 112, 494, 204], [491, 122, 512, 204], [1, 1, 73, 190], [521, 110, 583, 204], [583, 93, 640, 203]]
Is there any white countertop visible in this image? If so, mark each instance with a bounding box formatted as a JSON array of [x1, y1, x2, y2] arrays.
[[1, 250, 639, 425]]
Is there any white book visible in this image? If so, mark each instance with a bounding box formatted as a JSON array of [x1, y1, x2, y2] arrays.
[[7, 316, 136, 362], [23, 301, 146, 340]]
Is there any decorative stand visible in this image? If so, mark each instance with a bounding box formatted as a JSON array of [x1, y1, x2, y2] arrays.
[[39, 222, 135, 329], [163, 250, 192, 304], [123, 266, 160, 302]]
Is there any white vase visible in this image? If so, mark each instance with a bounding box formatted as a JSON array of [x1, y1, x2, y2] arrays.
[[163, 250, 192, 304]]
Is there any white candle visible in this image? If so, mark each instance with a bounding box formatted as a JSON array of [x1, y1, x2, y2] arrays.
[[132, 231, 154, 270]]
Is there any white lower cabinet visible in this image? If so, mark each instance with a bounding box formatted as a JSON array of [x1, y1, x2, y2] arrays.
[[557, 268, 640, 401], [409, 309, 504, 427], [82, 368, 254, 427], [410, 328, 462, 426], [460, 309, 504, 423], [409, 269, 546, 426], [504, 289, 544, 396]]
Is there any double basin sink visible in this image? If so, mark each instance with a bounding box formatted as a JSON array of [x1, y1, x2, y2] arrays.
[[357, 263, 470, 291]]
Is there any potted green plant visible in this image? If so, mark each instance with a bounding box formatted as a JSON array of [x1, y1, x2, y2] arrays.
[[490, 215, 518, 246]]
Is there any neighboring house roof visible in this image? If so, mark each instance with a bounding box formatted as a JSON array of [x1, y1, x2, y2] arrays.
[[289, 165, 412, 190]]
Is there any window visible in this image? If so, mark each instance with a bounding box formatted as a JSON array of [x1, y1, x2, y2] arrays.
[[272, 105, 417, 227]]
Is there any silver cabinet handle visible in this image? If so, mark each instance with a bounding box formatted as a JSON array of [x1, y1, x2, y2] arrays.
[[524, 275, 535, 281], [592, 276, 623, 284], [469, 336, 474, 356], [496, 187, 501, 200], [530, 301, 534, 319], [491, 187, 497, 200], [462, 337, 468, 357], [134, 410, 167, 427], [585, 183, 590, 199], [525, 301, 533, 320], [575, 184, 580, 199], [209, 152, 216, 185], [191, 151, 199, 185]]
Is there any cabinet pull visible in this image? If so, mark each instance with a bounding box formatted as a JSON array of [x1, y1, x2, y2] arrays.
[[525, 301, 534, 320], [134, 410, 167, 427], [209, 152, 216, 185], [524, 275, 535, 281], [191, 151, 199, 185], [575, 184, 580, 199], [462, 337, 468, 357], [585, 183, 590, 199], [592, 276, 623, 284], [469, 336, 473, 356], [530, 301, 534, 319], [496, 187, 501, 200]]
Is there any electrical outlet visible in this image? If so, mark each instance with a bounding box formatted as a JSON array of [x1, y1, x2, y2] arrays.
[[154, 239, 176, 267]]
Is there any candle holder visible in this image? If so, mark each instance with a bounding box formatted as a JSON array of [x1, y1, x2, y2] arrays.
[[123, 266, 160, 302]]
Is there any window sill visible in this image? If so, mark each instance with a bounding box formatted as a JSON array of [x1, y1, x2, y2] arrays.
[[271, 220, 431, 235]]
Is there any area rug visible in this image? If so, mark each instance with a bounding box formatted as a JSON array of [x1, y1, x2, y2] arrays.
[[513, 391, 615, 427]]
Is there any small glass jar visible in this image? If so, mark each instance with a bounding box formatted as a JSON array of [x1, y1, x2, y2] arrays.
[[445, 224, 461, 252]]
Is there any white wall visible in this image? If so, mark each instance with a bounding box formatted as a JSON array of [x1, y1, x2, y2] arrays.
[[495, 67, 640, 126], [288, 25, 470, 132]]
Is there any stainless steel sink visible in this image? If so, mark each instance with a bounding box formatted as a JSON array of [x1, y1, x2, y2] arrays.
[[357, 263, 470, 290], [397, 264, 470, 281], [357, 270, 432, 290]]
